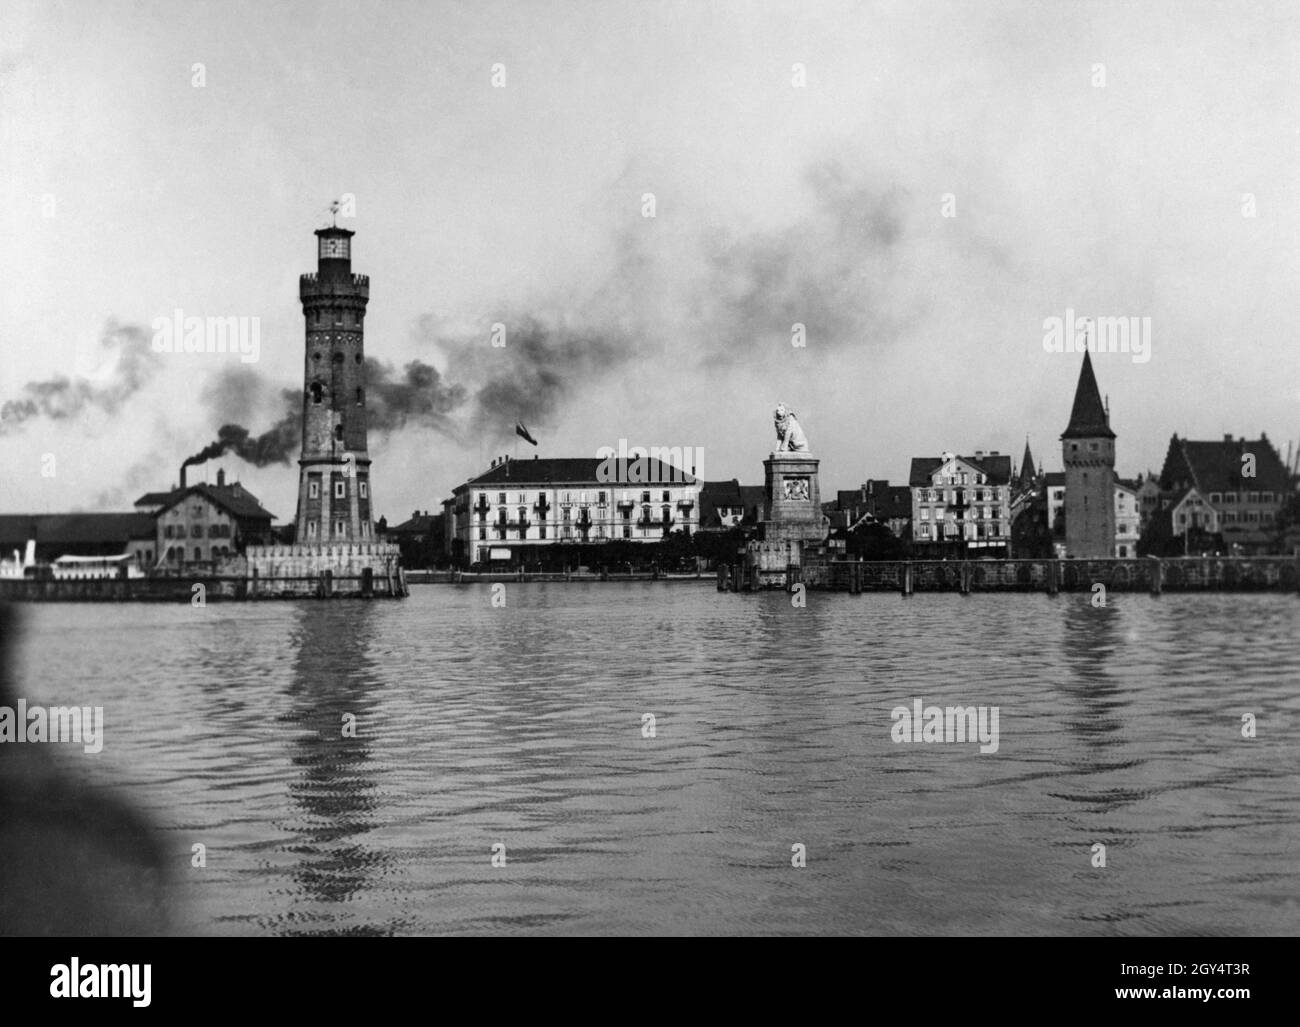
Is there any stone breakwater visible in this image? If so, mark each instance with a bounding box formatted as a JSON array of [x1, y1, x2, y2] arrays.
[[718, 556, 1300, 594], [0, 543, 407, 601]]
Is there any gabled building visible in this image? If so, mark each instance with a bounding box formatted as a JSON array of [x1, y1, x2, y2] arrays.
[[1157, 433, 1288, 552], [1061, 351, 1116, 558], [149, 469, 275, 568], [908, 450, 1012, 554], [698, 479, 762, 531]]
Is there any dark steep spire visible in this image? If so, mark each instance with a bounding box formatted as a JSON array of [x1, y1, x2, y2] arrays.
[[1061, 350, 1115, 439], [1019, 436, 1035, 484]]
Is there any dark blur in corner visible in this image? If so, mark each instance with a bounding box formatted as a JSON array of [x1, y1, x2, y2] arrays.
[[0, 603, 172, 935]]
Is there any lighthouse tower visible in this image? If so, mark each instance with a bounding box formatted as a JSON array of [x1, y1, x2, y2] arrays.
[[294, 225, 374, 543]]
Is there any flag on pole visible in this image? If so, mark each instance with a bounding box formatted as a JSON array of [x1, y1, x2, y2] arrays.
[[515, 422, 538, 446]]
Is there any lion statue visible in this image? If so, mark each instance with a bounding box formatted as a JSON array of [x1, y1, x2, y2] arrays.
[[773, 403, 809, 453]]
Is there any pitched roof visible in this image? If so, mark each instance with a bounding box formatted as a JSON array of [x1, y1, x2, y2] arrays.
[[154, 483, 274, 522], [391, 512, 441, 534], [1044, 472, 1066, 487], [908, 454, 1013, 486], [134, 491, 176, 507], [1061, 351, 1115, 439], [1159, 434, 1289, 494], [464, 456, 697, 488], [0, 512, 155, 547]]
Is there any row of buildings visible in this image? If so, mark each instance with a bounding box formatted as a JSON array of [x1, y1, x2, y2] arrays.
[[382, 352, 1296, 567], [5, 351, 1297, 571]]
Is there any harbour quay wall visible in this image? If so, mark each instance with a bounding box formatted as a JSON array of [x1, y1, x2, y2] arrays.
[[240, 543, 407, 597], [0, 543, 408, 601], [798, 556, 1300, 593]]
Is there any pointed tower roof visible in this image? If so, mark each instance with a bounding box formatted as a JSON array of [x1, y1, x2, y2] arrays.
[[1061, 351, 1115, 439], [1020, 436, 1035, 481]]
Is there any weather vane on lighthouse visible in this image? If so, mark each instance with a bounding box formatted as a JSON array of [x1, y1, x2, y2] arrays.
[[328, 199, 341, 227]]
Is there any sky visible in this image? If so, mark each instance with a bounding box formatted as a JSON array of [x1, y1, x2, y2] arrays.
[[2, 0, 1297, 521]]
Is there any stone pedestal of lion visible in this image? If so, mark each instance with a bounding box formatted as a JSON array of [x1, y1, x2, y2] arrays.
[[744, 405, 830, 588]]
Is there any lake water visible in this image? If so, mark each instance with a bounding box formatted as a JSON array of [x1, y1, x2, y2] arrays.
[[7, 584, 1300, 935]]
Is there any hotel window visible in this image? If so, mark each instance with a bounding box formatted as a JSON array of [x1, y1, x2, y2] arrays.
[[662, 491, 670, 502], [479, 528, 486, 541], [921, 508, 929, 521], [1261, 492, 1273, 503], [563, 527, 572, 539], [598, 491, 607, 504], [499, 493, 506, 504], [1248, 491, 1259, 503], [335, 480, 346, 499], [641, 491, 650, 503], [539, 526, 547, 539], [1210, 493, 1221, 503], [190, 525, 202, 538], [622, 525, 632, 538], [310, 480, 319, 499]]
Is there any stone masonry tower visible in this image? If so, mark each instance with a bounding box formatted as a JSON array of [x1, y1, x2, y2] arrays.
[[1061, 350, 1115, 558], [294, 224, 374, 544]]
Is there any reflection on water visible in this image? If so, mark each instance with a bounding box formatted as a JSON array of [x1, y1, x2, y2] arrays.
[[10, 586, 1300, 935]]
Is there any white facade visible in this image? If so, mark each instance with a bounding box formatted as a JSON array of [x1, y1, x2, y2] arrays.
[[453, 475, 701, 565], [1114, 482, 1141, 557], [911, 455, 1011, 549]]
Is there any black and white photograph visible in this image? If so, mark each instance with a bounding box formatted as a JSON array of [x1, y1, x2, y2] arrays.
[[0, 0, 1294, 995]]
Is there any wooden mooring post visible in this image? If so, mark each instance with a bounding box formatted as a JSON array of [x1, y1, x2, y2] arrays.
[[959, 561, 971, 596], [1149, 557, 1162, 597], [716, 564, 729, 591], [1046, 559, 1058, 596], [901, 561, 914, 598]]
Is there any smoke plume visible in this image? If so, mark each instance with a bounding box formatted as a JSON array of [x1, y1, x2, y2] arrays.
[[0, 321, 159, 435]]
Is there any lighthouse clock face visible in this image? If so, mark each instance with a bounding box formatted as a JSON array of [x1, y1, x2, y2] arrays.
[[320, 236, 349, 259]]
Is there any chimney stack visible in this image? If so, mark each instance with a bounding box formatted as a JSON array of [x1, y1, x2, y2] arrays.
[[217, 468, 226, 487], [180, 465, 187, 490]]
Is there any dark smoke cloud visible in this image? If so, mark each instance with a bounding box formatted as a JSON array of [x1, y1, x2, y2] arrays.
[[435, 316, 628, 445], [187, 359, 468, 471], [696, 159, 915, 365], [364, 357, 467, 438], [0, 321, 159, 434], [183, 397, 300, 469], [185, 155, 920, 468]]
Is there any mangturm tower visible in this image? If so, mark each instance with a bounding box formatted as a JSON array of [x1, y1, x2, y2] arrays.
[[1061, 350, 1115, 558], [295, 224, 374, 544]]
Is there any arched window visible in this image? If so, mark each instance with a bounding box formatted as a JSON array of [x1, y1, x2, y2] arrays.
[[356, 387, 364, 405], [310, 382, 323, 404]]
